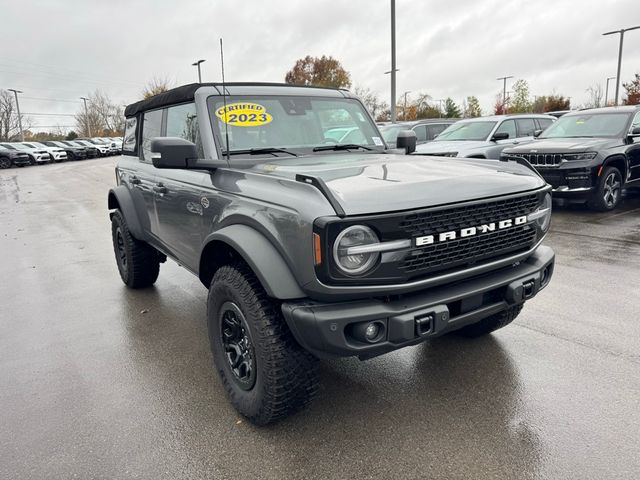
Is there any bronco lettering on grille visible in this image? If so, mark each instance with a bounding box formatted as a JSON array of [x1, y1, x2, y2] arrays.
[[414, 215, 528, 246]]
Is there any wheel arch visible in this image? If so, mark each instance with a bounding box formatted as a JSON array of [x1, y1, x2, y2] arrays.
[[107, 186, 145, 240], [199, 224, 305, 300], [602, 155, 627, 182]]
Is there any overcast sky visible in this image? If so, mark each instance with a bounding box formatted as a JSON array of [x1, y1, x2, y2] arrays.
[[2, 0, 639, 131]]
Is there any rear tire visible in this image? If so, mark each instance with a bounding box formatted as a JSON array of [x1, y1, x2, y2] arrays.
[[111, 210, 160, 288], [207, 263, 319, 425], [587, 166, 622, 211], [455, 305, 523, 338]]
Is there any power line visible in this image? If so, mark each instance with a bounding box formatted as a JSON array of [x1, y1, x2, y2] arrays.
[[19, 96, 82, 103], [21, 113, 77, 116]]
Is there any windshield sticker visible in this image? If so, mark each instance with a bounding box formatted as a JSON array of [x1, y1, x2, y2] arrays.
[[372, 136, 383, 146], [215, 102, 273, 127]]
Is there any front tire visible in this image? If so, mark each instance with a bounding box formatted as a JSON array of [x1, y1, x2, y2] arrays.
[[0, 157, 11, 169], [111, 210, 160, 288], [207, 264, 319, 425], [455, 305, 523, 338], [588, 166, 622, 211]]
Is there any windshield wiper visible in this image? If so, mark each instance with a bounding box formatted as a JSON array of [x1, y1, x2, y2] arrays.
[[312, 144, 375, 152], [223, 147, 298, 157]]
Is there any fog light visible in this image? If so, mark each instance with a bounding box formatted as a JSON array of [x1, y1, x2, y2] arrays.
[[365, 323, 380, 341], [349, 320, 386, 344]]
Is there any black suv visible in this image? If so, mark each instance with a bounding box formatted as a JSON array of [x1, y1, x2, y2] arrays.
[[502, 106, 640, 210], [0, 146, 31, 168], [109, 83, 555, 424]]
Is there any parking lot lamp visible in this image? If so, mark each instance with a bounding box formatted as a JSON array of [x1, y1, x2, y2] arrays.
[[605, 76, 616, 106], [603, 26, 640, 105], [496, 76, 513, 112], [192, 59, 206, 83], [8, 89, 24, 141], [80, 97, 92, 137]]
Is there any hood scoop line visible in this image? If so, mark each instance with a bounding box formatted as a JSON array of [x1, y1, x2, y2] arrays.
[[296, 174, 346, 217]]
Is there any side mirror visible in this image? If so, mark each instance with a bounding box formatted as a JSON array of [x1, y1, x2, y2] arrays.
[[631, 127, 640, 135], [396, 130, 417, 154], [151, 137, 198, 168], [491, 132, 510, 141], [533, 129, 543, 138]]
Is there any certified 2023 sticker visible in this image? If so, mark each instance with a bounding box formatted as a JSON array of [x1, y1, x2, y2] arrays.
[[215, 102, 273, 127]]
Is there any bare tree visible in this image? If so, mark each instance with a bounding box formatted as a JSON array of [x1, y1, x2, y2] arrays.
[[353, 86, 388, 120], [585, 84, 603, 108], [142, 76, 173, 99], [75, 90, 124, 136], [0, 89, 32, 141]]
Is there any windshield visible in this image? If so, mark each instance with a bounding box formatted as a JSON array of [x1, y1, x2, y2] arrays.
[[208, 95, 383, 155], [435, 121, 497, 141], [0, 144, 16, 150], [29, 142, 46, 148], [11, 143, 30, 150], [539, 113, 631, 138]]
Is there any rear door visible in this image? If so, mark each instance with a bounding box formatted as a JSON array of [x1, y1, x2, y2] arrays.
[[628, 111, 640, 182], [515, 117, 537, 140], [152, 102, 207, 271]]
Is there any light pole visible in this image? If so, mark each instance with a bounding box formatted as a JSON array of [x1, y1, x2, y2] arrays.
[[435, 99, 445, 118], [603, 26, 640, 105], [402, 91, 411, 120], [387, 0, 397, 123], [605, 76, 616, 106], [8, 89, 24, 141], [192, 59, 206, 83], [497, 75, 513, 111], [80, 97, 92, 137]]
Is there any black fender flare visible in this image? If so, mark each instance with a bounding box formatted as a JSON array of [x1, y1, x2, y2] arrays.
[[107, 185, 146, 240], [601, 154, 628, 181], [201, 224, 305, 300]]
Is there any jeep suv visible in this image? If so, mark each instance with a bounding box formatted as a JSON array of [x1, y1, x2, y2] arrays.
[[413, 114, 556, 159], [109, 83, 555, 424], [502, 106, 640, 210]]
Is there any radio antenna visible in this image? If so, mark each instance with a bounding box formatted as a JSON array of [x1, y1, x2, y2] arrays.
[[219, 38, 230, 162]]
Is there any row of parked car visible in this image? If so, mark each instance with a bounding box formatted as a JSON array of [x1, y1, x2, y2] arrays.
[[0, 137, 123, 169], [382, 106, 640, 211]]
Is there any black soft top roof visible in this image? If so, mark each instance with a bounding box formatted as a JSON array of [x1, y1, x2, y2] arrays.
[[124, 82, 346, 117]]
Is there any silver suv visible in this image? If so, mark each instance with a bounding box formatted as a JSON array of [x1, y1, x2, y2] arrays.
[[413, 114, 556, 159]]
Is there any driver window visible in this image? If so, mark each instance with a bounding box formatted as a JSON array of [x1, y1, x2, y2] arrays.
[[495, 120, 516, 139]]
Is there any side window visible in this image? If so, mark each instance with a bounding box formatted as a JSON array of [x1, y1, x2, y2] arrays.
[[140, 109, 163, 162], [630, 112, 640, 130], [426, 124, 447, 140], [123, 117, 137, 154], [495, 120, 516, 139], [413, 125, 427, 142], [537, 118, 553, 131], [166, 103, 202, 156], [515, 118, 537, 137]]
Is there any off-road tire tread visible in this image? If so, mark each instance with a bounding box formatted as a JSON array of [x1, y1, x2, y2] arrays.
[[208, 263, 319, 425], [456, 304, 523, 338], [111, 210, 159, 288]]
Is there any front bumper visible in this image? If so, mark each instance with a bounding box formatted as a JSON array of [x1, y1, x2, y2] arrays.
[[282, 245, 554, 359], [537, 166, 596, 198], [12, 156, 31, 166], [34, 154, 51, 163]]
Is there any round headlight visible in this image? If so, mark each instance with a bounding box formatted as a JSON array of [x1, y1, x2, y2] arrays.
[[332, 225, 380, 275], [528, 193, 552, 232]]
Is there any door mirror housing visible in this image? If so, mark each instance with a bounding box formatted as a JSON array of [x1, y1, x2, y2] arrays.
[[533, 129, 543, 138], [396, 130, 417, 154], [491, 132, 510, 141], [151, 137, 198, 168], [630, 126, 640, 136]]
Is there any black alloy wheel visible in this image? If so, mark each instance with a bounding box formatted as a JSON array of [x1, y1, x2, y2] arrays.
[[220, 301, 256, 390]]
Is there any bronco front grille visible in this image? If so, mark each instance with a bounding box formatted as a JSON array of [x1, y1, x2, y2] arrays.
[[397, 193, 540, 276]]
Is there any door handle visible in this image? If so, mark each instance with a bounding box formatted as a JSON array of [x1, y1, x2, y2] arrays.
[[153, 183, 167, 194], [130, 175, 141, 185]]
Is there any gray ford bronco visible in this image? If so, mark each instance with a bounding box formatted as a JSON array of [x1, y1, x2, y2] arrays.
[[109, 83, 555, 424]]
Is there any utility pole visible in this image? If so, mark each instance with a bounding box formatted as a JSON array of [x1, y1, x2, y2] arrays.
[[605, 76, 616, 106], [390, 0, 397, 123], [192, 59, 206, 83], [603, 26, 640, 105], [402, 91, 411, 120], [80, 97, 92, 137], [496, 76, 513, 111], [8, 89, 24, 141], [435, 99, 445, 118]]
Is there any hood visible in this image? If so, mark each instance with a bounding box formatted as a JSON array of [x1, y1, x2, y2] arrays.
[[414, 140, 491, 155], [505, 137, 620, 154], [249, 153, 545, 216]]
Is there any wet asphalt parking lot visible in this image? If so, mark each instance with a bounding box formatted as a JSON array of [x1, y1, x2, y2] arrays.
[[1, 158, 639, 480]]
